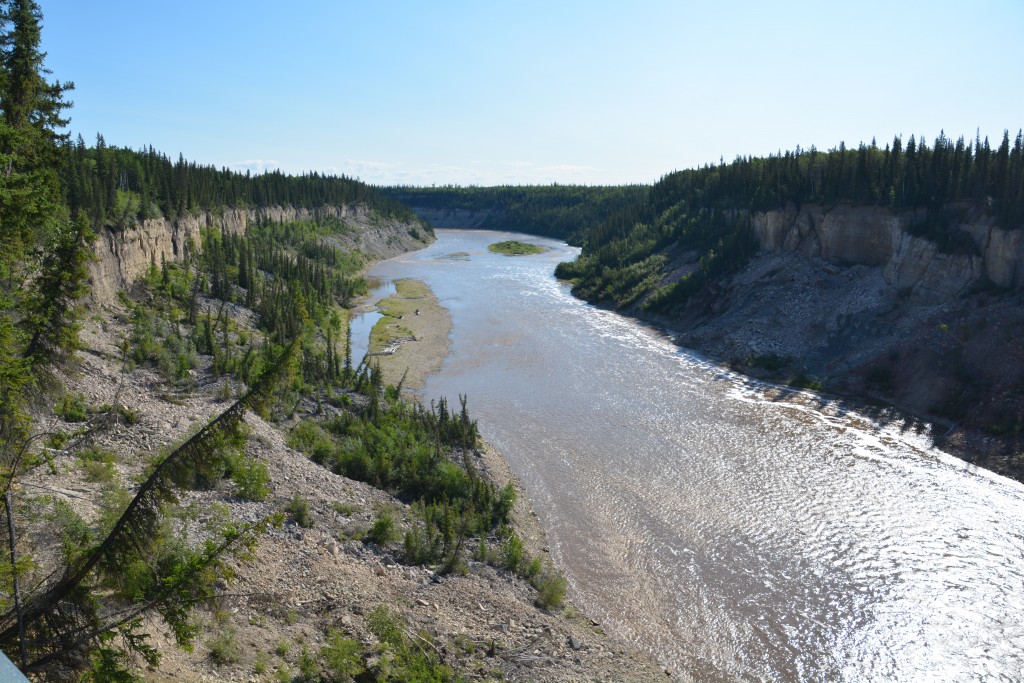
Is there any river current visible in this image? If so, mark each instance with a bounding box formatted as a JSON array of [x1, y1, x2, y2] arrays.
[[366, 230, 1024, 681]]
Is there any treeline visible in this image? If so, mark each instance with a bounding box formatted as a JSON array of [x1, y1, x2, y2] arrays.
[[650, 130, 1024, 225], [59, 135, 419, 228], [382, 184, 648, 244], [557, 131, 1024, 313]]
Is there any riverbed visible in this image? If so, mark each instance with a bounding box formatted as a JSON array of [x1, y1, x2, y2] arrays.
[[365, 229, 1024, 681]]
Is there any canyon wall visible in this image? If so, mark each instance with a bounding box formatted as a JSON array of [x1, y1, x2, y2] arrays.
[[750, 204, 1023, 302], [90, 204, 429, 303]]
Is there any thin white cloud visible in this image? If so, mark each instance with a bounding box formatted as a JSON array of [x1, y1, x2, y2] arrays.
[[321, 159, 607, 187], [227, 159, 281, 174]]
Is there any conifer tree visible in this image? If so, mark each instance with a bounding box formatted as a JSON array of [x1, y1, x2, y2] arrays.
[[0, 0, 72, 263]]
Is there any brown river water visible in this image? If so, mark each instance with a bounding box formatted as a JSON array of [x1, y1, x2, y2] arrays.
[[366, 229, 1024, 681]]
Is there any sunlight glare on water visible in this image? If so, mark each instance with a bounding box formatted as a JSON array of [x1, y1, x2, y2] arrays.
[[367, 230, 1024, 681]]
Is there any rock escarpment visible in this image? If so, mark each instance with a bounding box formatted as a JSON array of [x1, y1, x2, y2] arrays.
[[90, 204, 430, 303], [749, 204, 1023, 302]]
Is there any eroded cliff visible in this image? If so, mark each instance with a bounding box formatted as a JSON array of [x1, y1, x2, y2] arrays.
[[747, 203, 1024, 300], [90, 204, 431, 303]]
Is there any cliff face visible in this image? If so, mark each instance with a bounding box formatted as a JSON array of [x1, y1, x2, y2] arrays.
[[749, 204, 1023, 302], [90, 204, 430, 303]]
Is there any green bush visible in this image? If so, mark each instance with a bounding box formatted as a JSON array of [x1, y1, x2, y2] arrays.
[[289, 420, 336, 464], [232, 456, 271, 501], [500, 526, 524, 572], [366, 606, 455, 682], [321, 630, 364, 682], [285, 492, 313, 528], [45, 430, 72, 450], [533, 571, 568, 610], [208, 626, 240, 665], [366, 509, 396, 545], [80, 635, 145, 682], [331, 502, 358, 516], [79, 446, 119, 483], [82, 459, 117, 484], [55, 392, 88, 422], [296, 644, 318, 682]]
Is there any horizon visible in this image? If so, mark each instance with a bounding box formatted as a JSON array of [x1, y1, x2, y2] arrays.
[[42, 0, 1024, 187]]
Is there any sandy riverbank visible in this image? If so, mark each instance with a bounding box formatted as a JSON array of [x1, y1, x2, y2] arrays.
[[365, 278, 452, 392]]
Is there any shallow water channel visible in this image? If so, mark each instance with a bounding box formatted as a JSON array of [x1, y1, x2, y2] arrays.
[[364, 229, 1024, 681]]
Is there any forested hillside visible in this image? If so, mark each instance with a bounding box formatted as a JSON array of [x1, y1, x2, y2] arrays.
[[557, 132, 1024, 312], [382, 184, 647, 244]]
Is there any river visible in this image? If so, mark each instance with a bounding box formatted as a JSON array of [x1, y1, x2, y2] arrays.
[[365, 229, 1024, 681]]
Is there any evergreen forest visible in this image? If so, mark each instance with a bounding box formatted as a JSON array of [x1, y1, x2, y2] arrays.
[[60, 137, 418, 229]]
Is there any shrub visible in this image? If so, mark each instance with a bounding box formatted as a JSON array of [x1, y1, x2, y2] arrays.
[[289, 420, 335, 462], [208, 627, 240, 665], [533, 571, 568, 610], [366, 606, 454, 681], [115, 403, 140, 424], [321, 630, 364, 682], [474, 534, 487, 562], [55, 392, 88, 422], [331, 502, 358, 516], [82, 459, 117, 484], [524, 557, 543, 580], [366, 509, 396, 545], [78, 447, 119, 483], [45, 430, 72, 450], [500, 526, 524, 572], [296, 644, 318, 681], [232, 456, 271, 501], [80, 637, 145, 682], [285, 493, 313, 528]]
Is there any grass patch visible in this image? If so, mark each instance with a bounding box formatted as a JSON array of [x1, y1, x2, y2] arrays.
[[368, 279, 430, 354], [488, 240, 545, 256]]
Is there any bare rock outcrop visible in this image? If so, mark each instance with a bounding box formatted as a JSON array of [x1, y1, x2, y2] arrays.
[[983, 226, 1024, 287], [750, 203, 1023, 303]]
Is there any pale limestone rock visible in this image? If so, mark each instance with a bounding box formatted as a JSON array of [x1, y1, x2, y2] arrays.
[[750, 203, 1023, 303], [90, 204, 429, 304]]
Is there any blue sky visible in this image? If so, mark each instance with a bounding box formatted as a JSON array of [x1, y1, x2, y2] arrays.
[[41, 0, 1024, 186]]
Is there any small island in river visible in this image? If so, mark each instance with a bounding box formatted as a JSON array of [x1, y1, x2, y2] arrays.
[[488, 239, 546, 256]]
